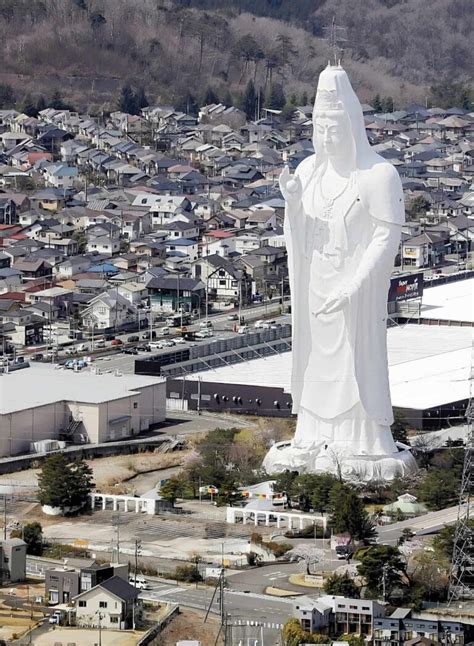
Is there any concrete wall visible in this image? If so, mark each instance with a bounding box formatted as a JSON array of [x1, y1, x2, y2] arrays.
[[0, 402, 65, 456], [0, 381, 167, 457]]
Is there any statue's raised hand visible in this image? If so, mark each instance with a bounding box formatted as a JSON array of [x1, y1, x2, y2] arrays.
[[279, 166, 303, 204]]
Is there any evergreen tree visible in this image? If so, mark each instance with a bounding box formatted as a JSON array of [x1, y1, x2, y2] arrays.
[[328, 483, 376, 543], [38, 454, 94, 514], [381, 96, 394, 113], [49, 90, 66, 110], [159, 476, 184, 506], [18, 93, 37, 117], [0, 83, 15, 109], [266, 82, 286, 110], [11, 522, 43, 556], [117, 84, 139, 115], [36, 95, 47, 113], [241, 79, 257, 119], [357, 544, 407, 599], [300, 90, 309, 105], [222, 89, 234, 107], [201, 85, 219, 106], [323, 572, 360, 598], [135, 86, 149, 110], [176, 92, 199, 116], [372, 93, 383, 112]]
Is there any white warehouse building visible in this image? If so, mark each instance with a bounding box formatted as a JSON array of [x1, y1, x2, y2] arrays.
[[0, 366, 166, 457]]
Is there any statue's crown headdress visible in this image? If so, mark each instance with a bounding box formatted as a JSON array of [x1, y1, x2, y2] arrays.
[[315, 88, 344, 112]]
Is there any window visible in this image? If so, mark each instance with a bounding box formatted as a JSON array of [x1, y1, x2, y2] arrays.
[[219, 280, 226, 286], [133, 402, 138, 409], [78, 600, 86, 607], [110, 616, 119, 624], [49, 591, 59, 603], [99, 601, 108, 608]]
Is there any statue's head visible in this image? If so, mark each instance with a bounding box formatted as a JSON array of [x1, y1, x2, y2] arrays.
[[313, 90, 353, 161], [312, 64, 375, 170]]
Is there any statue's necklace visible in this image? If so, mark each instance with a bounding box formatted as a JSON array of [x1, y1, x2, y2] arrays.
[[318, 172, 352, 220]]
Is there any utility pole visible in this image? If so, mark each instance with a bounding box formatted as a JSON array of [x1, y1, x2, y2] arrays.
[[382, 563, 389, 602], [3, 496, 6, 540], [133, 538, 142, 629]]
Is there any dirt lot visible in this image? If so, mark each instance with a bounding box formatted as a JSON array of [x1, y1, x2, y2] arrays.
[[0, 450, 188, 493], [0, 580, 46, 643], [151, 608, 224, 646], [32, 627, 145, 645]]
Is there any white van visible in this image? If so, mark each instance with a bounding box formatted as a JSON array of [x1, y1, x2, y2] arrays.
[[237, 325, 250, 334], [129, 576, 149, 590]]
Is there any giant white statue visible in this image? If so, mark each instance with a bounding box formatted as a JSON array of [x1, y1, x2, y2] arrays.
[[263, 64, 417, 481]]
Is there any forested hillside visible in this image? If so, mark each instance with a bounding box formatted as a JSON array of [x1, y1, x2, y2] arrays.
[[0, 0, 471, 113]]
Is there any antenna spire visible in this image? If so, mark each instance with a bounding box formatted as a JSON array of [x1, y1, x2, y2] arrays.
[[323, 16, 347, 66]]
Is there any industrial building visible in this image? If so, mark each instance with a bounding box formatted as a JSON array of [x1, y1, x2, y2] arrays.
[[0, 366, 166, 457]]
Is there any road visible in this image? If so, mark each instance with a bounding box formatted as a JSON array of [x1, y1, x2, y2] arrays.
[[377, 504, 468, 544], [141, 578, 292, 638]]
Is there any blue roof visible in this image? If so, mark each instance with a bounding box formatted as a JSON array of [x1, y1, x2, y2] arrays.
[[87, 263, 119, 274], [0, 268, 21, 278]]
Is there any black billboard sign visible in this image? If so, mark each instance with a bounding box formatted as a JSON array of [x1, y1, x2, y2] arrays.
[[388, 272, 424, 303]]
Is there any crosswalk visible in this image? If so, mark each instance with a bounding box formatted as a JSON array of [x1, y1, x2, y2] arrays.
[[231, 619, 284, 630]]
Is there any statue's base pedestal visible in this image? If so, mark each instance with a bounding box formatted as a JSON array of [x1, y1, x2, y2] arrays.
[[262, 441, 417, 482]]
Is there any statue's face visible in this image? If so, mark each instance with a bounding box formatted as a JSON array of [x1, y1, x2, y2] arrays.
[[314, 112, 351, 158]]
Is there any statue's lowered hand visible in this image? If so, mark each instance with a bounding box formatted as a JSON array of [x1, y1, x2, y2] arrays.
[[279, 166, 302, 203], [313, 291, 349, 317]]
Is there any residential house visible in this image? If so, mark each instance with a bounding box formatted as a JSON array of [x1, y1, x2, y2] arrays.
[[146, 274, 205, 314], [86, 236, 121, 257], [192, 254, 252, 305], [402, 232, 446, 268], [74, 576, 140, 630], [12, 258, 52, 279], [43, 163, 78, 189], [293, 595, 384, 637], [161, 220, 200, 240], [53, 256, 92, 278], [0, 268, 22, 294], [2, 308, 45, 346], [0, 198, 18, 225], [165, 238, 200, 262], [46, 559, 120, 605], [81, 291, 137, 330], [0, 539, 26, 584], [117, 282, 148, 306], [373, 608, 464, 646]]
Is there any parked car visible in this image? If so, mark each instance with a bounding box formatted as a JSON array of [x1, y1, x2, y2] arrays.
[[31, 353, 44, 361], [94, 340, 106, 348], [254, 319, 276, 329], [49, 610, 62, 625], [195, 329, 214, 339], [174, 337, 186, 344], [200, 320, 213, 328], [141, 331, 156, 340], [237, 325, 250, 334], [158, 327, 170, 336], [137, 344, 151, 352], [77, 343, 89, 352], [127, 335, 139, 342], [129, 576, 149, 590], [110, 339, 123, 346], [121, 347, 138, 355], [161, 340, 175, 347], [227, 313, 239, 321]]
